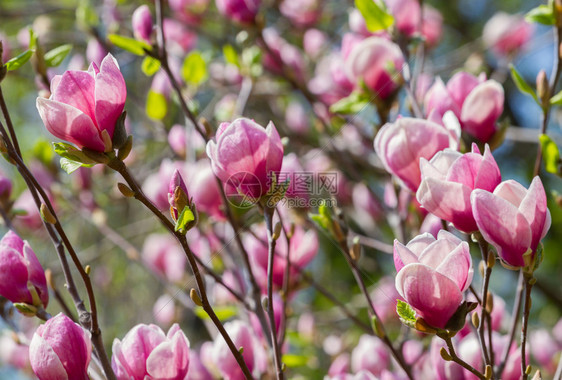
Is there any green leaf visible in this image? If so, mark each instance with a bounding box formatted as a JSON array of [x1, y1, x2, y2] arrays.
[[525, 1, 556, 25], [330, 92, 370, 114], [60, 158, 85, 174], [175, 206, 195, 232], [223, 44, 240, 67], [509, 64, 540, 105], [5, 50, 33, 71], [181, 51, 208, 86], [146, 90, 167, 120], [28, 29, 37, 51], [309, 201, 333, 232], [539, 134, 561, 174], [108, 34, 151, 56], [141, 56, 161, 76], [396, 300, 417, 328], [53, 142, 97, 165], [44, 44, 73, 67], [194, 306, 237, 321], [76, 0, 100, 28], [282, 354, 309, 368], [355, 0, 394, 32], [550, 90, 562, 105]]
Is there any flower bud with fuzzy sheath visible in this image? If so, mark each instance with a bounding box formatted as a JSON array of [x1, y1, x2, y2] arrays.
[[394, 231, 473, 329], [416, 143, 501, 233], [471, 176, 551, 268], [0, 231, 48, 309], [36, 54, 126, 152], [168, 169, 197, 229], [29, 313, 92, 380], [112, 323, 190, 380], [215, 0, 260, 24]]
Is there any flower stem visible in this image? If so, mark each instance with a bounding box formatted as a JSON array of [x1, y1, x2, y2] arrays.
[[520, 272, 534, 380]]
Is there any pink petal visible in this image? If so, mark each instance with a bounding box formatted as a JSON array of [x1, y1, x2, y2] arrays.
[[417, 177, 476, 232], [460, 81, 504, 142], [393, 240, 420, 272], [36, 98, 105, 151], [471, 190, 531, 267], [494, 180, 526, 207], [395, 263, 463, 328], [146, 331, 190, 380], [51, 69, 96, 122], [23, 242, 48, 307], [94, 54, 127, 137], [0, 247, 32, 304], [29, 334, 69, 380], [425, 78, 460, 119], [518, 176, 549, 251], [418, 238, 461, 269], [435, 242, 472, 291], [446, 72, 480, 110]]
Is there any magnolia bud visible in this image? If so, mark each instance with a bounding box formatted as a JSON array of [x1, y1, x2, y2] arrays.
[[536, 70, 549, 106]]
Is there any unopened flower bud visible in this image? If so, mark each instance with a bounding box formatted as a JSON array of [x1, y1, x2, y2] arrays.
[[536, 70, 549, 106], [118, 182, 135, 198], [190, 288, 203, 306], [439, 347, 452, 361]]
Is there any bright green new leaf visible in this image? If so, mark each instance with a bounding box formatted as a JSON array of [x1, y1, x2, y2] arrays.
[[181, 51, 208, 86], [33, 139, 55, 164], [550, 90, 562, 105], [355, 0, 394, 32], [60, 158, 85, 174], [108, 34, 151, 56], [5, 50, 33, 71], [141, 56, 161, 76], [525, 1, 556, 25], [396, 300, 417, 328], [194, 306, 237, 321], [44, 44, 73, 67], [223, 44, 240, 67], [76, 0, 100, 28], [330, 91, 370, 114], [282, 354, 309, 368], [175, 206, 195, 232], [53, 142, 97, 165], [509, 64, 540, 105], [539, 134, 561, 174], [146, 90, 167, 120]]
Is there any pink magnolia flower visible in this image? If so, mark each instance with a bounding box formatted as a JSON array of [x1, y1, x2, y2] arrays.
[[142, 233, 187, 282], [430, 338, 466, 380], [303, 29, 327, 59], [36, 54, 126, 152], [168, 124, 187, 157], [185, 159, 225, 220], [0, 231, 48, 308], [153, 294, 177, 327], [168, 169, 190, 220], [457, 332, 521, 380], [262, 28, 305, 82], [112, 323, 190, 380], [163, 19, 198, 55], [394, 230, 473, 328], [344, 36, 404, 98], [483, 12, 532, 57], [416, 143, 501, 233], [351, 335, 390, 376], [279, 0, 321, 27], [212, 320, 259, 380], [374, 117, 453, 192], [132, 5, 153, 42], [309, 52, 354, 105], [0, 170, 12, 201], [169, 0, 209, 23], [0, 333, 31, 371], [86, 39, 108, 68], [425, 72, 504, 142], [29, 313, 92, 380], [385, 0, 420, 36], [421, 5, 443, 47], [215, 0, 260, 24], [206, 118, 284, 200], [471, 177, 551, 268]]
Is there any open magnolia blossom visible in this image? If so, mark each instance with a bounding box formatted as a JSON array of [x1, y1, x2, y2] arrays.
[[36, 54, 126, 152], [394, 230, 473, 329], [417, 143, 501, 233], [471, 176, 551, 268]]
